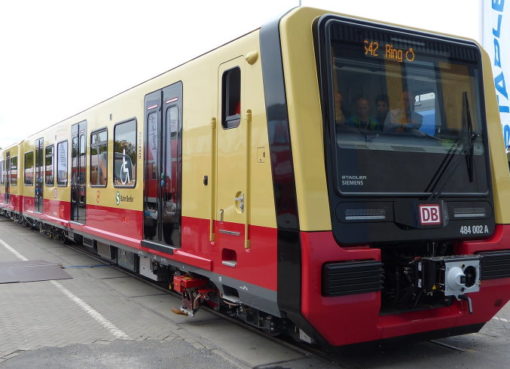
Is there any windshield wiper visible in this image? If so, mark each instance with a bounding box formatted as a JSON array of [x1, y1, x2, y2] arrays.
[[425, 92, 477, 199], [461, 92, 476, 182], [425, 138, 462, 199]]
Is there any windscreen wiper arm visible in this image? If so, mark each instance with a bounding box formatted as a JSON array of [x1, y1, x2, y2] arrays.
[[425, 138, 461, 199], [461, 92, 476, 183], [425, 92, 476, 199]]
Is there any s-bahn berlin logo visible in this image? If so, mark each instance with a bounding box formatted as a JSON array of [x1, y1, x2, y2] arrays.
[[115, 191, 134, 206], [419, 204, 442, 226]]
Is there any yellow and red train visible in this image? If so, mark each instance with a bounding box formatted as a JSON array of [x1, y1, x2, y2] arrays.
[[2, 7, 510, 346]]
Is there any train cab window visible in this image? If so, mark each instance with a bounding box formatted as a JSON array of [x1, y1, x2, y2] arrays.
[[10, 156, 17, 186], [222, 67, 241, 129], [57, 141, 68, 186], [24, 151, 34, 185], [90, 129, 108, 187], [322, 19, 487, 197], [45, 145, 54, 186], [114, 119, 136, 187]]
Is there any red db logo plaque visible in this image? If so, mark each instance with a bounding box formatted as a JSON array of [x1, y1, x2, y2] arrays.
[[419, 204, 441, 226]]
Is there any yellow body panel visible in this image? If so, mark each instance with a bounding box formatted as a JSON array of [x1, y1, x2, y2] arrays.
[[20, 140, 35, 201], [481, 50, 510, 224], [279, 8, 331, 232], [279, 7, 510, 230], [4, 29, 275, 229], [1, 142, 22, 200]]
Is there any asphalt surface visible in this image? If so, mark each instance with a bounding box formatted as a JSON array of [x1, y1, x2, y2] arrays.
[[1, 217, 510, 369]]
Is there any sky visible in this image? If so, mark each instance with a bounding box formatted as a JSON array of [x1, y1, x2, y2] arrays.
[[0, 0, 481, 148]]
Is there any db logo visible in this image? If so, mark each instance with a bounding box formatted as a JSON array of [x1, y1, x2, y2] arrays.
[[419, 204, 442, 226]]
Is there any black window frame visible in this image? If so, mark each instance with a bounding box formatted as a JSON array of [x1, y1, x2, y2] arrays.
[[45, 144, 54, 187], [24, 151, 34, 186], [221, 67, 241, 129], [90, 128, 108, 188], [113, 118, 137, 188], [57, 140, 69, 187], [10, 156, 18, 186]]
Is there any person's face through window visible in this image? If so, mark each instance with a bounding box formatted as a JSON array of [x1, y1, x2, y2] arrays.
[[356, 98, 370, 121], [376, 100, 388, 118]]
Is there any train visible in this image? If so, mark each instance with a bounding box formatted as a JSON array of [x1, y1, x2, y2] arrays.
[[2, 7, 510, 347]]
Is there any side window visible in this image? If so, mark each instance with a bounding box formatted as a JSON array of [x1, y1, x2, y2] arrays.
[[90, 129, 108, 187], [114, 119, 137, 187], [10, 157, 17, 186], [24, 152, 34, 185], [57, 141, 68, 186], [221, 67, 241, 129], [0, 160, 3, 185], [45, 145, 54, 186]]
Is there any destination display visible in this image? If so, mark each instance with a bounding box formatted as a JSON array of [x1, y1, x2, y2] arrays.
[[363, 40, 416, 63]]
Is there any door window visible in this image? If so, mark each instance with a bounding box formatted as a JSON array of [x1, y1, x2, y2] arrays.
[[222, 67, 241, 129], [57, 141, 68, 186], [24, 152, 34, 185], [114, 120, 137, 187], [45, 145, 54, 186]]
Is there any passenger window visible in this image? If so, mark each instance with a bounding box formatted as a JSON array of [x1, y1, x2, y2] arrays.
[[90, 129, 108, 187], [45, 145, 54, 186], [24, 152, 34, 185], [114, 119, 137, 187], [10, 157, 17, 186], [222, 67, 241, 129], [0, 160, 3, 185], [57, 141, 68, 187]]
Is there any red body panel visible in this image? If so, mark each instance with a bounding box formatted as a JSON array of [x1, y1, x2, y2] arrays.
[[16, 195, 278, 290], [300, 226, 510, 346], [22, 195, 36, 215], [0, 194, 22, 213], [80, 204, 143, 249], [179, 217, 277, 289], [44, 198, 71, 227]]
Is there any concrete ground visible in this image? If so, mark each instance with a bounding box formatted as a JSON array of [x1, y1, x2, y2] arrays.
[[0, 217, 510, 369]]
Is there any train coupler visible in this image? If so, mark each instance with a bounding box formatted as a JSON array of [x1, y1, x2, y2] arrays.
[[171, 274, 217, 316]]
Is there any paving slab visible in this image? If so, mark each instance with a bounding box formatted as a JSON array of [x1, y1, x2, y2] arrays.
[[0, 339, 246, 369], [0, 260, 71, 283]]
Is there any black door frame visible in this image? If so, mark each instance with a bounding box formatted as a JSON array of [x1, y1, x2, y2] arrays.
[[5, 153, 10, 203], [35, 138, 44, 213], [142, 82, 183, 252], [71, 121, 87, 223]]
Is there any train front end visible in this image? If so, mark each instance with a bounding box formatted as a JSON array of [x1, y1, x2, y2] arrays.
[[266, 8, 510, 346]]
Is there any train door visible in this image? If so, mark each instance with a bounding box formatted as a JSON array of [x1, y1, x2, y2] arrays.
[[142, 82, 183, 252], [71, 121, 87, 223], [214, 59, 250, 252], [34, 138, 44, 212], [5, 153, 10, 204]]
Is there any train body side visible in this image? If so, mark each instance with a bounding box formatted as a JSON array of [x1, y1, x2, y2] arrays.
[[4, 6, 510, 348], [0, 143, 23, 216], [12, 29, 280, 315]]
